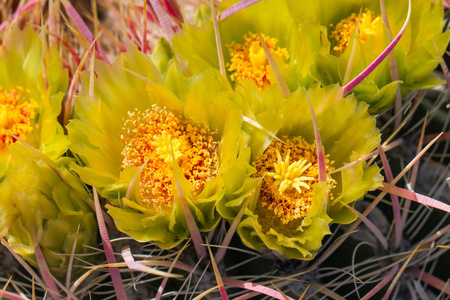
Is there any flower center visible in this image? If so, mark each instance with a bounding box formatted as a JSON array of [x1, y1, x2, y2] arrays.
[[0, 85, 37, 153], [121, 105, 219, 211], [265, 149, 316, 194], [254, 137, 336, 225], [330, 9, 381, 54], [226, 32, 289, 89], [151, 131, 184, 163]]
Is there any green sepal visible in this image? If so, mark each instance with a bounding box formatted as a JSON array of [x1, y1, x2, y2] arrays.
[[402, 30, 450, 89], [151, 38, 190, 96], [330, 162, 383, 224], [217, 147, 258, 219], [106, 198, 188, 249], [151, 38, 175, 77], [235, 82, 285, 161], [193, 4, 212, 27], [310, 52, 340, 85], [352, 80, 402, 114], [0, 144, 97, 277]]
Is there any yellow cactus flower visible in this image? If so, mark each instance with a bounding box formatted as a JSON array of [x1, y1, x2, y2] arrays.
[[0, 26, 68, 177], [287, 0, 450, 112], [218, 83, 383, 260], [68, 44, 252, 248], [226, 32, 289, 88]]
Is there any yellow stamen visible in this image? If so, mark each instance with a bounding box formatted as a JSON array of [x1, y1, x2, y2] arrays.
[[0, 85, 37, 153], [254, 137, 336, 224], [121, 105, 219, 211], [226, 32, 289, 89], [330, 9, 381, 54]]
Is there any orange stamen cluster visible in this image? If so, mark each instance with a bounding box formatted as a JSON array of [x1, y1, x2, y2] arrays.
[[121, 105, 219, 211], [226, 32, 289, 89], [254, 137, 336, 224], [330, 9, 380, 54], [0, 85, 37, 153]]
